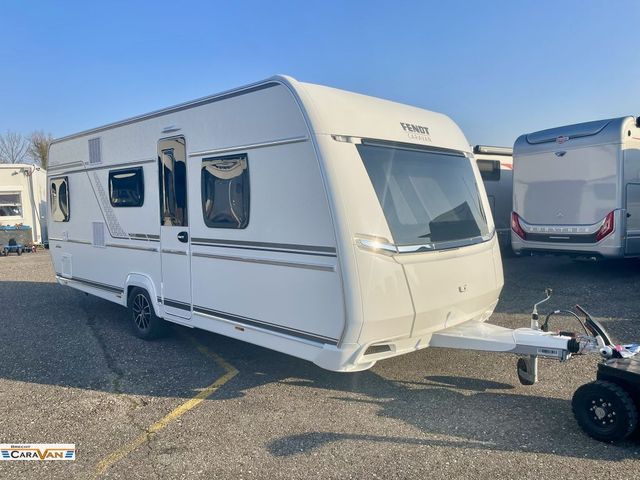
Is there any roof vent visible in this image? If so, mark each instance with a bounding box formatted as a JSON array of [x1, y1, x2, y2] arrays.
[[88, 137, 102, 164]]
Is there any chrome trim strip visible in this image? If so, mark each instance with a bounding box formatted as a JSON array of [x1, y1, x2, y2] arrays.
[[193, 305, 338, 346], [63, 276, 123, 294], [191, 251, 335, 272], [48, 158, 155, 176], [106, 243, 158, 252], [47, 161, 84, 172], [519, 216, 605, 235], [356, 231, 495, 255], [189, 135, 308, 158], [191, 237, 337, 257], [161, 248, 188, 255], [129, 233, 160, 242], [66, 239, 92, 245]]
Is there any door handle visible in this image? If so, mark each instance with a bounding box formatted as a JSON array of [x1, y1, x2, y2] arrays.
[[177, 231, 189, 243]]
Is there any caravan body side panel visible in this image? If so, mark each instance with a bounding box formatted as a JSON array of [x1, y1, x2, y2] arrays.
[[48, 82, 347, 362]]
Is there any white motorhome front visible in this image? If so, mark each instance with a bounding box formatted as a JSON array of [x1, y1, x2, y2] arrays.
[[0, 164, 47, 244], [474, 145, 513, 248], [48, 76, 503, 372], [512, 117, 640, 258]]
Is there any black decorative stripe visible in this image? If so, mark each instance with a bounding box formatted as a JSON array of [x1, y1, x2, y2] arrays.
[[525, 232, 599, 244], [162, 298, 191, 311], [193, 305, 338, 346], [191, 238, 337, 257], [70, 276, 123, 294]]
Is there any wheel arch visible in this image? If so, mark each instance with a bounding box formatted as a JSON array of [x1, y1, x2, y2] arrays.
[[124, 273, 162, 317]]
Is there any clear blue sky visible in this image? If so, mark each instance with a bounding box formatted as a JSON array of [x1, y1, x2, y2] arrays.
[[2, 0, 639, 146]]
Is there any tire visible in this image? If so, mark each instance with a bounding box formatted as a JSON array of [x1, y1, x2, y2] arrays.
[[128, 288, 168, 340], [572, 380, 638, 442], [517, 357, 537, 385], [16, 248, 21, 256]]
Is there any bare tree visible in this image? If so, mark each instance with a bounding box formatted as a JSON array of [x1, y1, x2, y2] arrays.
[[28, 130, 53, 169], [0, 131, 29, 164]]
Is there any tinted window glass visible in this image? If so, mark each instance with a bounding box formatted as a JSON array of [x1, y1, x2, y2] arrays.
[[477, 159, 501, 182], [109, 167, 144, 207], [358, 143, 489, 248], [50, 177, 70, 222], [158, 137, 187, 226], [0, 192, 22, 217], [201, 154, 249, 229]]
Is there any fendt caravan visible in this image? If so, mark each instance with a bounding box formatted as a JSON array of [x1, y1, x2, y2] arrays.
[[0, 164, 47, 244], [512, 117, 640, 258], [474, 145, 513, 248], [48, 76, 506, 372]]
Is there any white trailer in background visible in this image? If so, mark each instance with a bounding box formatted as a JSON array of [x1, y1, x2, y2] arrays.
[[512, 116, 640, 258], [0, 163, 47, 244], [474, 145, 513, 248], [47, 75, 587, 379]]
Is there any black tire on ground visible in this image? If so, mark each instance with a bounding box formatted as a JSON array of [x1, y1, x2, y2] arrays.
[[516, 357, 537, 385], [128, 287, 168, 340], [572, 380, 638, 442], [16, 248, 21, 256]]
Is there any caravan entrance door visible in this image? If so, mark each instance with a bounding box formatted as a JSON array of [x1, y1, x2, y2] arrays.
[[158, 136, 192, 319], [626, 183, 640, 256]]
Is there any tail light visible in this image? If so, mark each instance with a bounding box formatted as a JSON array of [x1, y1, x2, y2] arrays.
[[595, 211, 615, 242], [511, 212, 526, 239]]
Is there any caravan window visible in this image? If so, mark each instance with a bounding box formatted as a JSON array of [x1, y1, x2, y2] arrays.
[[358, 143, 490, 249], [109, 167, 144, 207], [50, 177, 70, 222], [0, 192, 23, 217], [158, 137, 188, 227], [201, 154, 249, 229], [477, 159, 501, 182]]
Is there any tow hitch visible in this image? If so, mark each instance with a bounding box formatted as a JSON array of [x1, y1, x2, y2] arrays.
[[428, 288, 640, 442]]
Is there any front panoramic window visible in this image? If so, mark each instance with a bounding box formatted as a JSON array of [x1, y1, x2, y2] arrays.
[[109, 167, 144, 207], [0, 192, 22, 217], [358, 142, 490, 249], [201, 154, 249, 229]]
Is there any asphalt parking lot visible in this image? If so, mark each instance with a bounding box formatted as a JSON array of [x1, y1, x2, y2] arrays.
[[0, 251, 639, 479]]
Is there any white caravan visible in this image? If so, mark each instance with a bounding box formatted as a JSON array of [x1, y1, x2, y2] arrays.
[[48, 75, 508, 372], [474, 145, 513, 248], [512, 117, 640, 258], [0, 164, 47, 244]]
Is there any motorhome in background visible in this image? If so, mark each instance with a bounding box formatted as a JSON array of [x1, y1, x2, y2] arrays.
[[512, 116, 640, 258], [0, 164, 47, 245], [473, 145, 513, 248], [48, 75, 503, 372]]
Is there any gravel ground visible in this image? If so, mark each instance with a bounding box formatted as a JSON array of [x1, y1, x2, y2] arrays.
[[0, 251, 639, 479]]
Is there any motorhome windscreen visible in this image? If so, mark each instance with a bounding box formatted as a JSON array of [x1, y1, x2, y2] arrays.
[[358, 143, 490, 249]]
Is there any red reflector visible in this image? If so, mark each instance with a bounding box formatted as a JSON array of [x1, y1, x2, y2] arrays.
[[511, 212, 526, 240], [595, 211, 615, 241]]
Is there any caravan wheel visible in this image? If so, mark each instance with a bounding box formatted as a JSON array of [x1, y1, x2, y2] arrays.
[[129, 288, 168, 340]]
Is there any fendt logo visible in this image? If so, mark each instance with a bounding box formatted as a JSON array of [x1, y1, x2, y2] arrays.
[[400, 122, 431, 142], [0, 444, 76, 461]]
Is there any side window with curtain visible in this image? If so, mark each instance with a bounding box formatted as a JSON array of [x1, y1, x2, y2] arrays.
[[201, 154, 249, 229], [50, 177, 70, 222]]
